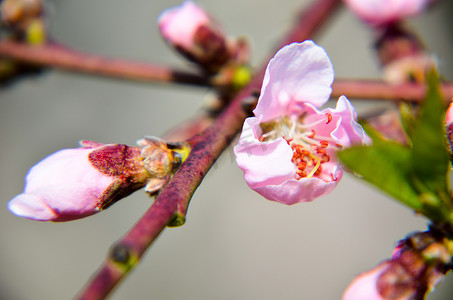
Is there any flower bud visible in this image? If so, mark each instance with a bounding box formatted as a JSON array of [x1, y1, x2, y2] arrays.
[[158, 1, 231, 74], [8, 137, 191, 221], [343, 230, 453, 300], [8, 142, 150, 221], [1, 0, 42, 26], [1, 0, 46, 43]]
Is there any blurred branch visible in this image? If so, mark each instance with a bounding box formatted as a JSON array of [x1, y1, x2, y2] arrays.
[[0, 40, 210, 86], [76, 0, 342, 299], [331, 79, 453, 102], [3, 42, 452, 104]]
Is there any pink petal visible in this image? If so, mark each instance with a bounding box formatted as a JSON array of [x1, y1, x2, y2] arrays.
[[254, 172, 342, 205], [9, 148, 115, 221], [25, 148, 113, 193], [254, 41, 334, 122], [234, 117, 296, 187], [8, 193, 57, 221], [342, 263, 389, 300], [158, 1, 211, 49], [326, 96, 370, 147], [344, 0, 429, 24], [446, 102, 453, 124]]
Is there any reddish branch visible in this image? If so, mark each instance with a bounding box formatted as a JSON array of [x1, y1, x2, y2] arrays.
[[2, 41, 453, 102], [76, 0, 342, 299], [0, 41, 210, 86], [332, 79, 453, 103]]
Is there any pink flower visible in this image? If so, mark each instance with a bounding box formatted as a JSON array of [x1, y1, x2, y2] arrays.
[[234, 41, 368, 205], [8, 142, 149, 222], [158, 1, 230, 73], [344, 0, 430, 25]]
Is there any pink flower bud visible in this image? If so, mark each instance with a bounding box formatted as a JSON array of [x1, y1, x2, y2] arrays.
[[8, 142, 149, 222], [343, 230, 452, 300], [344, 0, 430, 25], [343, 262, 389, 300], [158, 1, 230, 73]]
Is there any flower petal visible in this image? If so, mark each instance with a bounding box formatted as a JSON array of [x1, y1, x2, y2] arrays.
[[342, 263, 389, 300], [344, 0, 429, 24], [254, 172, 342, 205], [8, 193, 57, 221], [8, 148, 116, 221], [234, 117, 295, 187], [253, 41, 334, 121], [327, 96, 370, 147], [158, 1, 210, 49]]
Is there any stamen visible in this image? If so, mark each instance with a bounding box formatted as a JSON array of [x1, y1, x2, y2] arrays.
[[259, 115, 342, 181], [326, 113, 332, 124]]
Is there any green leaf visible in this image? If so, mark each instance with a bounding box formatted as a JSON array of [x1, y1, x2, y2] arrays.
[[338, 136, 422, 211], [338, 71, 453, 224], [398, 102, 416, 142], [409, 71, 450, 197]]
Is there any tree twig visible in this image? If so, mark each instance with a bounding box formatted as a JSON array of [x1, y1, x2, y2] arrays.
[[331, 79, 453, 103], [76, 0, 342, 299], [0, 41, 210, 86], [2, 41, 452, 103]]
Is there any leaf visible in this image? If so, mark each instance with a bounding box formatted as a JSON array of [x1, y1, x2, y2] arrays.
[[398, 102, 416, 143], [409, 71, 450, 197], [338, 71, 453, 224], [338, 136, 422, 212]]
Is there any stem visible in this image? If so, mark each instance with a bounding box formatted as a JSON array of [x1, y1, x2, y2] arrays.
[[331, 79, 453, 103], [0, 41, 210, 86], [3, 41, 452, 103], [76, 0, 342, 299]]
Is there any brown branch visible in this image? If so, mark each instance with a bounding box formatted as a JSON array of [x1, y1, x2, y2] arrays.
[[76, 0, 342, 299], [331, 79, 453, 103], [3, 42, 452, 104], [0, 41, 210, 86]]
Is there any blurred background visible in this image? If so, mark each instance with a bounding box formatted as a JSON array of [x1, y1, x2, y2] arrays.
[[1, 0, 453, 299]]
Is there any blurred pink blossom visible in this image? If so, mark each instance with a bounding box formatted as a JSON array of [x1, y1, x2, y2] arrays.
[[234, 41, 368, 205], [8, 142, 148, 222], [344, 0, 430, 25], [158, 1, 231, 73], [158, 1, 211, 50]]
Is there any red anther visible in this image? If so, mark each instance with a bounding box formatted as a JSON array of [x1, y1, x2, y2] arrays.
[[335, 143, 343, 148], [325, 113, 332, 124], [314, 165, 322, 176], [258, 136, 264, 142], [308, 130, 316, 139], [317, 148, 327, 155], [320, 140, 329, 148], [320, 154, 330, 163], [298, 161, 307, 169]]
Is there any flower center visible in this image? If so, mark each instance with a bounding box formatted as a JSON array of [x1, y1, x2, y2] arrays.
[[259, 114, 342, 180]]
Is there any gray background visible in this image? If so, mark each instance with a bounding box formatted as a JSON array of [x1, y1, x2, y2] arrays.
[[1, 0, 453, 299]]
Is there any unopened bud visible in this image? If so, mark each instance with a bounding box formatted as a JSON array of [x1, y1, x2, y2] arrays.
[[7, 137, 191, 222], [158, 1, 232, 74], [343, 230, 453, 300]]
